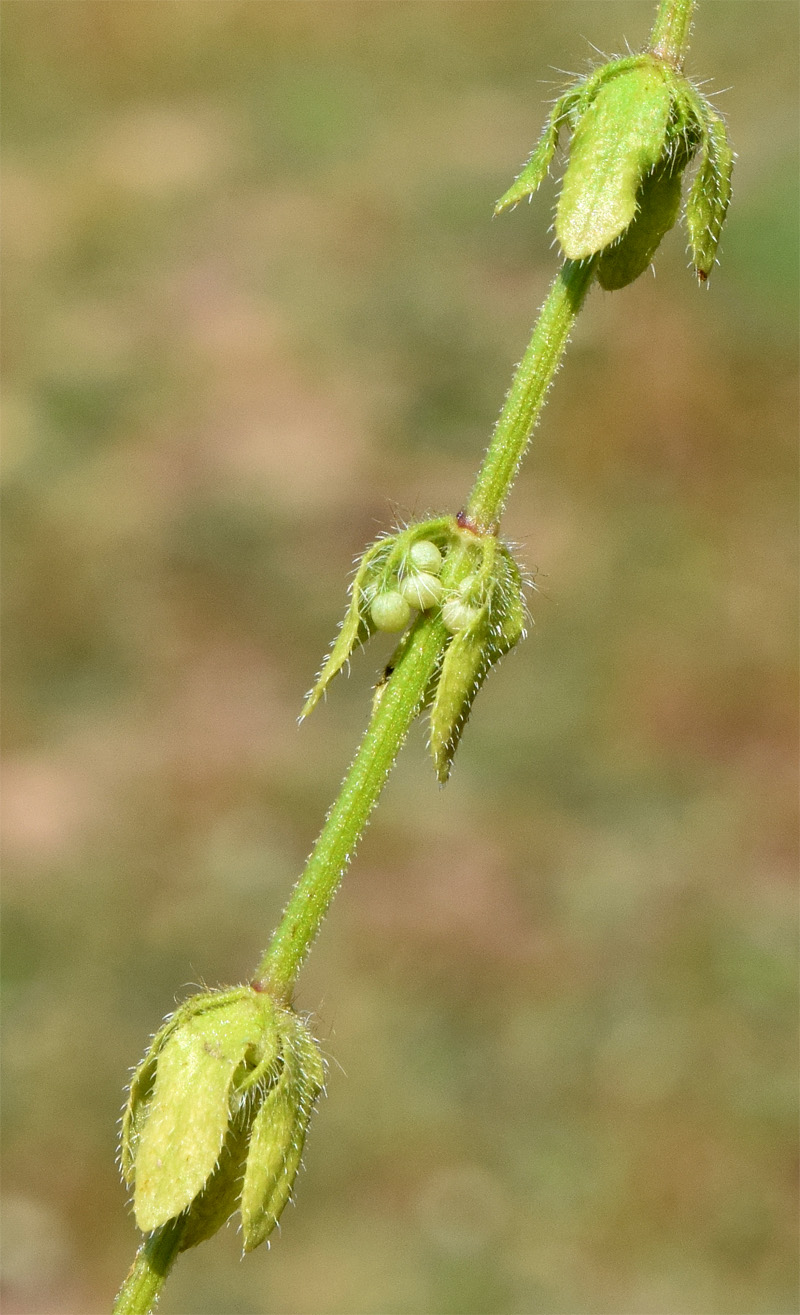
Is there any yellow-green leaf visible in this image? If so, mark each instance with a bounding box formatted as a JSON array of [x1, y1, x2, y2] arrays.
[[133, 995, 274, 1233], [556, 61, 672, 260], [429, 612, 490, 783], [494, 89, 579, 215], [597, 157, 684, 290], [300, 540, 387, 718], [686, 109, 733, 281], [241, 1014, 324, 1252]]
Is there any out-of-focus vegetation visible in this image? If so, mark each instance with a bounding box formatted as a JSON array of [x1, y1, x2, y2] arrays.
[[1, 4, 797, 1312]]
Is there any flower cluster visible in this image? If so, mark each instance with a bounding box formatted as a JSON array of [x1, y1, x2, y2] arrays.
[[302, 514, 526, 781]]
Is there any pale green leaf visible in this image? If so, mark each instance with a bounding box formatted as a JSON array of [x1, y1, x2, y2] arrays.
[[556, 61, 672, 260], [133, 995, 271, 1233], [686, 108, 733, 281], [300, 539, 392, 718], [494, 89, 579, 215], [597, 157, 684, 290], [429, 612, 490, 783]]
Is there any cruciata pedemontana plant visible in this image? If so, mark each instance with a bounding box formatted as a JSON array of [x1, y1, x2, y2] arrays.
[[113, 0, 732, 1309]]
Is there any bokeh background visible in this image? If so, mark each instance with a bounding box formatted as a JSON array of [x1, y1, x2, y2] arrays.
[[2, 3, 798, 1313]]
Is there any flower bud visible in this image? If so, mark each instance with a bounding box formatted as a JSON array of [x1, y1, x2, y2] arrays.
[[121, 986, 323, 1253], [370, 590, 412, 633], [400, 571, 443, 611], [408, 540, 443, 575]]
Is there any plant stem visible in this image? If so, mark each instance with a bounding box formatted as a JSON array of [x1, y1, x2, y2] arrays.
[[465, 257, 597, 532], [257, 258, 600, 999], [258, 260, 600, 999], [649, 0, 696, 68], [256, 611, 449, 998], [112, 1220, 185, 1315]]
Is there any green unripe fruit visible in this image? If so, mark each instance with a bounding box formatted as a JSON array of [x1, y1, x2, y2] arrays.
[[370, 591, 412, 632], [442, 596, 482, 634], [400, 572, 443, 611], [408, 540, 443, 575], [301, 513, 456, 718]]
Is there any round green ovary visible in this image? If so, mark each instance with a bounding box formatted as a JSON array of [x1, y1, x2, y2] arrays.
[[408, 540, 443, 575], [442, 596, 482, 633], [370, 591, 412, 632], [400, 573, 443, 610]]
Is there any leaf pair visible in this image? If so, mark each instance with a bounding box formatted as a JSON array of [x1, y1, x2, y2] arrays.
[[302, 517, 528, 783]]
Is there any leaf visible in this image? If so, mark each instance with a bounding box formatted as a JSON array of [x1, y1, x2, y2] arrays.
[[132, 994, 274, 1233], [556, 61, 672, 260], [429, 547, 525, 783], [429, 610, 490, 783], [494, 89, 579, 215], [121, 1051, 158, 1186], [241, 1013, 324, 1252], [300, 540, 387, 718], [492, 546, 526, 654], [686, 108, 733, 281], [597, 157, 684, 290], [121, 999, 206, 1185]]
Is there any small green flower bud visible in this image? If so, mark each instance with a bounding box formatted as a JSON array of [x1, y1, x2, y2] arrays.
[[408, 539, 443, 575], [442, 595, 482, 634], [370, 590, 412, 633], [400, 571, 444, 611], [121, 986, 323, 1254]]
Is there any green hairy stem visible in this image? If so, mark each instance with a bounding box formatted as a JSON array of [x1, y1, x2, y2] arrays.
[[465, 257, 598, 532], [112, 1221, 186, 1315], [258, 255, 597, 1003], [649, 0, 697, 67], [256, 611, 449, 997]]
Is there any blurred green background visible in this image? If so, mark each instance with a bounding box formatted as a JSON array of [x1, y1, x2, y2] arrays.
[[2, 3, 797, 1313]]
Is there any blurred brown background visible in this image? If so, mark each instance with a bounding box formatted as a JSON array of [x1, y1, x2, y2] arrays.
[[1, 3, 798, 1313]]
